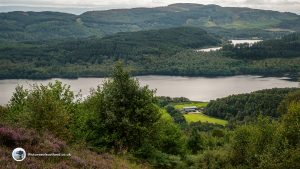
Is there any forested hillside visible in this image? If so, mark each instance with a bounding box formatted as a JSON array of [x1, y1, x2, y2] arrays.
[[52, 27, 221, 60], [0, 27, 222, 79], [0, 28, 300, 79], [0, 3, 299, 41], [204, 88, 298, 123], [223, 32, 300, 59]]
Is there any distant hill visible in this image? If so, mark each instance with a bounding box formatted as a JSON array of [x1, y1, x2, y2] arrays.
[[0, 3, 299, 41]]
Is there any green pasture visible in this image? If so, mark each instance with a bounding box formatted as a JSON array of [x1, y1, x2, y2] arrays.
[[184, 113, 228, 126], [173, 102, 208, 110]]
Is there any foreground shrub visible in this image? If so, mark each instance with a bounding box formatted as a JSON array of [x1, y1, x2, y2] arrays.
[[133, 117, 187, 168], [230, 113, 300, 168], [7, 81, 78, 140], [187, 149, 233, 169], [86, 62, 161, 152]]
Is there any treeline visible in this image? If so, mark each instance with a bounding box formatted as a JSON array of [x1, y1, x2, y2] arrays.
[[204, 88, 298, 123], [1, 49, 300, 79], [223, 32, 300, 59], [0, 63, 299, 168], [2, 50, 300, 79]]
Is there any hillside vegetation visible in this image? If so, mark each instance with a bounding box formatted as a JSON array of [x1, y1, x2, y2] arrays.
[[223, 32, 300, 59], [1, 63, 299, 168], [204, 88, 299, 124], [0, 30, 300, 79], [0, 27, 222, 79], [0, 3, 299, 41]]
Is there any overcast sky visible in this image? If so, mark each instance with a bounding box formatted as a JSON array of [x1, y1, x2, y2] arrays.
[[0, 0, 299, 14]]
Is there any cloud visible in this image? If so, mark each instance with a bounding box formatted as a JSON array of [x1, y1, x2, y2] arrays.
[[0, 0, 299, 14]]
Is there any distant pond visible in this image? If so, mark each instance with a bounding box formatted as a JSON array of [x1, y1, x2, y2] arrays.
[[0, 75, 299, 105]]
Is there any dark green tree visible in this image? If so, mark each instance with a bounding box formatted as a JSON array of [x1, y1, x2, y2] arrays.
[[87, 62, 161, 152]]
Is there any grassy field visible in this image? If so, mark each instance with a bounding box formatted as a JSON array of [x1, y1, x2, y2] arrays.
[[184, 113, 228, 126], [173, 102, 208, 110], [171, 102, 227, 126]]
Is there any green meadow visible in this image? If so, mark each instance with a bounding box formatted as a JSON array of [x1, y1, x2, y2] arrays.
[[184, 113, 228, 126], [172, 102, 227, 126], [173, 102, 208, 110]]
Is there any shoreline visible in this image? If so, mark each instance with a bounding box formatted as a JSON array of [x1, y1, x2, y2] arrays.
[[0, 74, 298, 82]]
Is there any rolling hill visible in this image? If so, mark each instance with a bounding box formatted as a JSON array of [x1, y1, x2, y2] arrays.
[[0, 3, 299, 41]]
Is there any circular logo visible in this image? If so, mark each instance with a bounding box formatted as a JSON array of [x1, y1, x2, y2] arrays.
[[12, 148, 26, 161]]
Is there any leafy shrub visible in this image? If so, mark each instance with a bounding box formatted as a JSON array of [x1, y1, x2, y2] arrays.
[[7, 81, 78, 140], [154, 118, 187, 156], [134, 144, 183, 169], [86, 62, 161, 152], [187, 128, 206, 154], [189, 149, 233, 169]]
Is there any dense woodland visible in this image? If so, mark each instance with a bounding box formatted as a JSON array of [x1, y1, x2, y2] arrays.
[[204, 88, 299, 123], [223, 32, 300, 59], [0, 27, 300, 79], [0, 64, 299, 168]]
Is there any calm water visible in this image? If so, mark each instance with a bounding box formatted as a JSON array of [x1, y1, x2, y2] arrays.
[[0, 75, 299, 105], [230, 39, 262, 46], [197, 39, 262, 52], [196, 47, 222, 52]]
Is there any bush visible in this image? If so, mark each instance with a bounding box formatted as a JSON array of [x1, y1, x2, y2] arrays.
[[188, 149, 233, 169], [134, 144, 184, 169], [187, 128, 206, 154], [7, 81, 78, 140], [154, 118, 187, 156]]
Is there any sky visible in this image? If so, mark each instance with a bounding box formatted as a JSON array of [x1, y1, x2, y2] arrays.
[[0, 0, 299, 14]]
